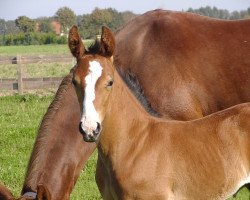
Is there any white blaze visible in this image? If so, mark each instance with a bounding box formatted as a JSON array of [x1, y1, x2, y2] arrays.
[[81, 61, 103, 130]]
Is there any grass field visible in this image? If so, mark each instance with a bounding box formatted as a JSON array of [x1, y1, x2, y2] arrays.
[[0, 43, 94, 79], [0, 40, 93, 56], [0, 62, 73, 79], [0, 44, 69, 56], [0, 94, 101, 199]]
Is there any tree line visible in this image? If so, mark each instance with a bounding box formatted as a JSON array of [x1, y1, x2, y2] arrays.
[[187, 6, 250, 19], [0, 6, 249, 46]]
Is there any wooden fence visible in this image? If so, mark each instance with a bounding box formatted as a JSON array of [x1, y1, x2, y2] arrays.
[[0, 54, 74, 94]]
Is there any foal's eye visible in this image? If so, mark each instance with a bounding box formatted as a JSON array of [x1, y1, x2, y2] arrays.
[[106, 80, 113, 90], [107, 80, 113, 87]]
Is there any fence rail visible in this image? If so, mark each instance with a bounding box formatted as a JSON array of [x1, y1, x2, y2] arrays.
[[0, 54, 73, 94]]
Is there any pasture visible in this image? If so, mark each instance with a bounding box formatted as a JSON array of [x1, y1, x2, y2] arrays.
[[0, 41, 93, 56], [0, 42, 92, 79], [0, 44, 249, 199]]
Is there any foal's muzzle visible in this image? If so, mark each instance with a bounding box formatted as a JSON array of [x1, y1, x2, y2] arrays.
[[79, 122, 101, 142]]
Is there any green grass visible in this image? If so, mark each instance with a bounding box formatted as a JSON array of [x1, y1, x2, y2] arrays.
[[0, 94, 100, 199], [0, 40, 93, 56], [0, 63, 73, 79], [0, 44, 69, 56], [0, 42, 94, 79]]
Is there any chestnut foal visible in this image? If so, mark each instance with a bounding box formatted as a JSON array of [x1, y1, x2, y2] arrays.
[[72, 26, 250, 200]]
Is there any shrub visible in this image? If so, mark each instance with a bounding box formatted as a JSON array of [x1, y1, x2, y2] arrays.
[[0, 32, 67, 46]]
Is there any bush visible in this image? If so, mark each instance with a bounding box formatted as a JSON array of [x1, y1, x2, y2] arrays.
[[0, 32, 67, 46]]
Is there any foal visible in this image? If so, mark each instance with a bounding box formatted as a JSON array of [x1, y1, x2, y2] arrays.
[[71, 26, 250, 199]]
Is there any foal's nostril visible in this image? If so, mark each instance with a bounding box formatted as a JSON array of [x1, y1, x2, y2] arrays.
[[96, 122, 101, 132], [93, 122, 101, 135], [79, 122, 85, 135]]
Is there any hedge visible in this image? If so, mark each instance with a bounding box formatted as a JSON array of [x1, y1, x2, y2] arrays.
[[0, 32, 67, 46]]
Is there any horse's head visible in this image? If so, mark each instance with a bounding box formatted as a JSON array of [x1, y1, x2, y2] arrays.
[[69, 26, 115, 142], [21, 39, 97, 199]]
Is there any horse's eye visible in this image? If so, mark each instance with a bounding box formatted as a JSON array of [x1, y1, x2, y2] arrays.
[[72, 78, 77, 86], [107, 80, 113, 87]]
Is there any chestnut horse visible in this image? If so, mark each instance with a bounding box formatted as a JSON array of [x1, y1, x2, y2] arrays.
[[15, 10, 249, 199], [72, 26, 250, 200]]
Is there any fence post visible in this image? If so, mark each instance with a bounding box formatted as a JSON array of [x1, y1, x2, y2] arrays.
[[17, 54, 23, 95]]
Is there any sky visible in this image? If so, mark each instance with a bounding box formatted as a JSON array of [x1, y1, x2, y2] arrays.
[[0, 0, 249, 20]]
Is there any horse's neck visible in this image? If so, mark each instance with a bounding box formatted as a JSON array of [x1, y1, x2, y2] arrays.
[[22, 80, 81, 194], [99, 70, 151, 156]]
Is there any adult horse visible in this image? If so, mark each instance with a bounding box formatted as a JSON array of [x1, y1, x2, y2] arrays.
[[72, 25, 250, 199], [17, 10, 249, 199]]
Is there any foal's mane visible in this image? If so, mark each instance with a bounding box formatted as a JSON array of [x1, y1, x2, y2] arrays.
[[87, 39, 102, 55]]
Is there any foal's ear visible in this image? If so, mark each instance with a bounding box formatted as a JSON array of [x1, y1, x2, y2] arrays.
[[100, 26, 115, 57], [37, 184, 51, 200], [68, 25, 85, 60]]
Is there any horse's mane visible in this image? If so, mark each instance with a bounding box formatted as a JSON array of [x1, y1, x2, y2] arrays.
[[117, 68, 159, 117], [22, 67, 76, 193]]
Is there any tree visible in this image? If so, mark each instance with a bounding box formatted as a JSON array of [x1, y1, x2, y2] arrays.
[[5, 20, 20, 34], [230, 11, 241, 19], [186, 6, 248, 19], [79, 8, 125, 39], [0, 19, 6, 35], [79, 14, 97, 39], [15, 16, 35, 33], [121, 11, 137, 24], [55, 7, 76, 34], [36, 17, 53, 33]]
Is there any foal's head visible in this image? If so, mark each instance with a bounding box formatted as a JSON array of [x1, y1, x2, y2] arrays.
[[69, 26, 115, 142]]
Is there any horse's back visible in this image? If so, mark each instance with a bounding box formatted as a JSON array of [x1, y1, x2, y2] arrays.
[[115, 10, 250, 120]]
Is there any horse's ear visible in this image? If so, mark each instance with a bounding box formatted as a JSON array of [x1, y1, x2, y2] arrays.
[[37, 184, 51, 200], [68, 25, 85, 60], [0, 184, 14, 200], [100, 26, 115, 57]]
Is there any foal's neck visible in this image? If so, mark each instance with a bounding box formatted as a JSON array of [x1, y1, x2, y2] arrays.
[[99, 70, 151, 155], [112, 70, 150, 115]]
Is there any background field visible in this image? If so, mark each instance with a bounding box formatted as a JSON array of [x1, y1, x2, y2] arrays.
[[0, 42, 93, 79], [0, 41, 93, 56], [0, 42, 93, 96], [0, 45, 249, 199]]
